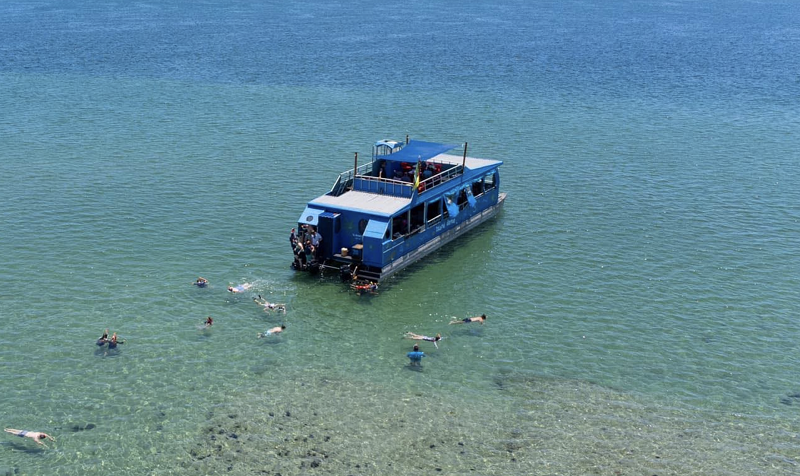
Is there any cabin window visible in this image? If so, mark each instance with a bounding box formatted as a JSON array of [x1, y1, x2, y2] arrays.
[[358, 219, 368, 235], [471, 179, 484, 198], [427, 199, 442, 226], [392, 212, 409, 240], [456, 187, 468, 210], [410, 202, 425, 234], [484, 172, 496, 190]]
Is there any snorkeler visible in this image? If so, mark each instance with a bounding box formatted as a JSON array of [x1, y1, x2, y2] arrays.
[[227, 283, 252, 293], [449, 314, 487, 325], [193, 277, 208, 287], [407, 344, 425, 366], [404, 332, 442, 349], [253, 295, 286, 313], [4, 428, 56, 447], [258, 325, 286, 338], [96, 329, 109, 346]]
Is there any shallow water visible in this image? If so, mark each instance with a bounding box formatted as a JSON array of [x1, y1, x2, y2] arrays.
[[2, 0, 800, 474]]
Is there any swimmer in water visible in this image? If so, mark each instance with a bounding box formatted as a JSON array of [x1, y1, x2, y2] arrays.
[[204, 317, 213, 327], [227, 283, 252, 293], [107, 332, 125, 349], [407, 344, 425, 366], [404, 332, 442, 349], [96, 329, 109, 346], [351, 280, 378, 295], [4, 428, 56, 448], [253, 295, 286, 313], [193, 277, 208, 287], [258, 325, 286, 338], [449, 314, 487, 325]]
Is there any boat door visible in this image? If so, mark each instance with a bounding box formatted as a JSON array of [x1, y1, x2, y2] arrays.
[[317, 211, 340, 260]]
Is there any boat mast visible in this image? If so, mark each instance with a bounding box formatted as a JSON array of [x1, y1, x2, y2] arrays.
[[461, 142, 468, 182]]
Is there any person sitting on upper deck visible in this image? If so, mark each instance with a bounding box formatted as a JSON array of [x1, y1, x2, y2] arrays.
[[393, 168, 403, 180]]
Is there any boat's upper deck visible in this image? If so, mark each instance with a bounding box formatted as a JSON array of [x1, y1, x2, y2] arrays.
[[320, 140, 502, 208]]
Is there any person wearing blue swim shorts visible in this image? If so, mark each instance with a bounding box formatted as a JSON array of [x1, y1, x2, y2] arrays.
[[449, 314, 487, 325], [4, 428, 56, 447], [258, 325, 286, 338]]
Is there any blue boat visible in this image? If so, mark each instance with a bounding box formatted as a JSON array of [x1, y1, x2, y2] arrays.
[[290, 138, 506, 283]]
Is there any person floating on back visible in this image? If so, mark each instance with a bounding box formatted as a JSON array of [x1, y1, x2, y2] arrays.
[[227, 283, 252, 293], [258, 325, 286, 338], [253, 295, 286, 313], [4, 428, 56, 448], [407, 344, 425, 366], [193, 277, 208, 288], [404, 332, 442, 349], [449, 314, 487, 325]]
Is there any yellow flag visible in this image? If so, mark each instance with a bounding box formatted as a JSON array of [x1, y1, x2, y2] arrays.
[[413, 160, 420, 190]]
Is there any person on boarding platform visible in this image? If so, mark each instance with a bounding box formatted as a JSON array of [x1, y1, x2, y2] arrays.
[[290, 227, 297, 246], [311, 228, 322, 258]]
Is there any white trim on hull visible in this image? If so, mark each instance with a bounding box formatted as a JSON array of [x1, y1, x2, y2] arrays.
[[377, 192, 506, 281]]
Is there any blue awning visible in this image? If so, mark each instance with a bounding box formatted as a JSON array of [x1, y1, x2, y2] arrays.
[[298, 207, 324, 226], [363, 219, 389, 240], [376, 140, 459, 163]]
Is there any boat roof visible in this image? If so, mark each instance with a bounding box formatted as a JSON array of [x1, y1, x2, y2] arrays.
[[308, 190, 411, 218], [436, 153, 503, 171], [377, 140, 459, 163]]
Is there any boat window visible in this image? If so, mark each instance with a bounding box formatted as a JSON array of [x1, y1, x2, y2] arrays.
[[427, 199, 442, 226], [471, 178, 484, 197], [392, 212, 409, 240], [358, 219, 368, 235], [484, 171, 496, 190], [456, 187, 468, 209], [410, 202, 425, 234]]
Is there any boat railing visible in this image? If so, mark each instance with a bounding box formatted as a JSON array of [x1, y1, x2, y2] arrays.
[[354, 175, 413, 197], [332, 162, 464, 198], [330, 162, 375, 196], [417, 164, 463, 193]]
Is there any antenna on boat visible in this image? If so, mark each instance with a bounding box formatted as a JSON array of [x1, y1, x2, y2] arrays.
[[353, 152, 358, 177], [461, 142, 468, 181], [405, 134, 409, 144]]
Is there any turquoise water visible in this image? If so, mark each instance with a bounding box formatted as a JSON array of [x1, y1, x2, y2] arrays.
[[2, 1, 800, 474]]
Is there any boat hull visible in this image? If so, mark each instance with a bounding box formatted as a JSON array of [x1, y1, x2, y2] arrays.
[[329, 192, 506, 282]]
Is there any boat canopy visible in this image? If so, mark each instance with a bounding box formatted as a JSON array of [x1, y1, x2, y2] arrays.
[[363, 219, 389, 240], [376, 140, 459, 164], [298, 206, 324, 226]]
